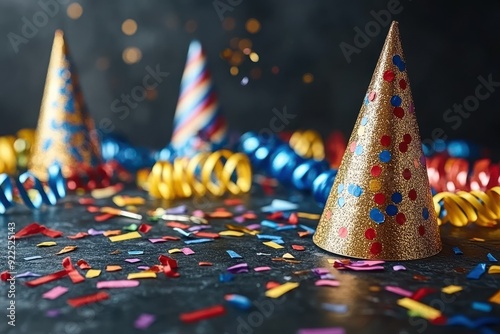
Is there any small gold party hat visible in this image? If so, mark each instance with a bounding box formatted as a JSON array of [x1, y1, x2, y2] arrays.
[[29, 30, 101, 181], [313, 22, 441, 260]]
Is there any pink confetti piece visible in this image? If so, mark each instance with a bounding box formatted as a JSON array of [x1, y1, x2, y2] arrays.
[[137, 266, 149, 271], [148, 238, 167, 244], [315, 280, 340, 287], [88, 228, 105, 236], [192, 209, 204, 217], [166, 205, 187, 214], [245, 224, 261, 230], [46, 309, 61, 318], [234, 216, 245, 223], [342, 265, 385, 271], [348, 260, 385, 267], [385, 285, 413, 297], [298, 328, 345, 334], [97, 280, 140, 289], [393, 265, 407, 271], [320, 274, 336, 280], [312, 268, 331, 275], [188, 225, 212, 232], [228, 263, 249, 273], [135, 313, 156, 330], [125, 258, 141, 263], [181, 247, 195, 255], [42, 286, 68, 300], [254, 266, 271, 272]]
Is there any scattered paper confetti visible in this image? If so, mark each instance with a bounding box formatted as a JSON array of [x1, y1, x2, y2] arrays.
[[224, 294, 252, 310], [489, 265, 500, 274], [181, 248, 195, 255], [489, 290, 500, 304], [393, 265, 406, 271], [219, 230, 245, 237], [385, 286, 413, 297], [135, 313, 156, 330], [315, 280, 340, 287], [24, 256, 42, 261], [125, 258, 142, 263], [128, 250, 144, 255], [109, 231, 141, 242], [180, 305, 226, 323], [106, 265, 122, 272], [263, 241, 284, 249], [292, 245, 305, 251], [321, 303, 348, 314], [261, 199, 299, 212], [42, 286, 68, 300], [168, 248, 182, 254], [487, 253, 498, 262], [227, 263, 249, 274], [56, 246, 77, 255], [226, 250, 242, 259], [219, 273, 234, 282], [25, 270, 68, 287], [15, 272, 41, 278], [76, 259, 91, 269], [37, 241, 57, 247], [254, 266, 272, 272], [453, 246, 463, 255], [198, 262, 213, 266], [282, 253, 295, 259], [472, 302, 492, 312], [184, 238, 213, 244], [128, 272, 157, 279], [467, 263, 487, 279], [97, 280, 140, 289], [397, 298, 441, 320], [442, 285, 463, 294], [67, 232, 88, 239], [86, 269, 101, 278], [265, 282, 300, 298], [149, 238, 167, 243], [67, 291, 110, 307]]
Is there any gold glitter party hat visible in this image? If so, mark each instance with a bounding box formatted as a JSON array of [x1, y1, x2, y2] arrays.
[[313, 22, 441, 260], [29, 30, 102, 181]]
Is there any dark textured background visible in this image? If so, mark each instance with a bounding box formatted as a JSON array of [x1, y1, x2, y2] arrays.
[[0, 0, 499, 149]]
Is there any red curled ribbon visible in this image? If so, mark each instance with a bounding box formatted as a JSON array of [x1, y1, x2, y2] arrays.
[[179, 305, 226, 323], [14, 223, 63, 239], [62, 257, 85, 284], [67, 291, 110, 308], [158, 255, 179, 278], [25, 256, 84, 287]]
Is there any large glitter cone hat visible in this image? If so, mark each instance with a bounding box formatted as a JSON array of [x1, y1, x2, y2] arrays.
[[170, 40, 228, 155], [313, 22, 441, 260], [29, 30, 102, 181]]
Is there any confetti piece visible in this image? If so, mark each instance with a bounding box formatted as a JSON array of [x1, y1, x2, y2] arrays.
[[128, 272, 157, 279], [445, 315, 500, 328], [78, 197, 95, 205], [168, 248, 182, 254], [282, 253, 295, 259], [297, 328, 345, 334], [207, 209, 233, 219], [467, 263, 487, 279], [15, 272, 41, 278], [297, 212, 321, 220], [265, 282, 300, 298], [227, 250, 242, 259], [276, 225, 297, 231], [180, 305, 226, 323], [42, 286, 68, 300], [299, 224, 316, 234], [256, 252, 271, 256], [85, 269, 101, 278], [125, 258, 141, 263], [67, 232, 88, 239], [128, 250, 144, 255], [110, 249, 121, 255], [95, 213, 115, 222], [76, 259, 91, 269], [25, 270, 68, 287], [385, 286, 413, 297], [199, 262, 213, 266], [135, 313, 156, 330], [166, 222, 190, 229], [14, 223, 63, 239], [109, 231, 141, 242], [257, 234, 282, 241], [184, 238, 213, 244], [227, 263, 249, 274], [315, 280, 340, 287], [261, 199, 299, 212], [56, 246, 77, 255], [261, 220, 279, 229], [166, 205, 188, 214], [224, 198, 243, 206], [442, 285, 463, 294], [67, 291, 110, 307], [181, 248, 195, 255], [397, 298, 441, 320], [46, 309, 61, 317], [158, 255, 179, 278], [453, 247, 463, 255], [37, 241, 57, 247], [246, 223, 261, 230], [472, 302, 492, 312], [393, 265, 406, 271], [138, 224, 152, 234], [470, 237, 485, 242], [298, 231, 310, 238], [97, 280, 140, 289], [193, 232, 219, 239], [24, 256, 42, 261], [106, 265, 122, 272], [321, 303, 348, 313], [224, 294, 252, 310], [173, 227, 192, 237], [487, 253, 498, 262], [489, 265, 500, 274], [113, 195, 145, 207], [343, 265, 384, 271], [123, 223, 139, 231], [149, 238, 167, 243], [103, 230, 121, 237], [88, 228, 105, 236], [292, 245, 305, 251], [219, 273, 234, 282], [254, 266, 271, 272], [489, 290, 500, 304], [219, 230, 245, 237], [91, 183, 123, 199], [263, 241, 284, 249], [162, 235, 181, 241], [412, 288, 437, 301]]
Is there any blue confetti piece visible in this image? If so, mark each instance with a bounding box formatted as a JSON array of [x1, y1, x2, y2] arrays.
[[446, 315, 500, 329], [128, 250, 144, 255], [173, 227, 191, 237], [321, 303, 348, 313], [299, 224, 316, 233], [256, 234, 283, 241], [369, 208, 385, 224], [261, 199, 299, 212], [453, 246, 463, 255], [472, 302, 492, 313], [184, 238, 213, 244], [225, 294, 252, 310], [24, 256, 42, 261], [261, 220, 279, 229], [226, 250, 242, 259], [276, 225, 297, 231], [219, 273, 234, 282], [467, 263, 487, 279], [487, 253, 497, 262], [272, 239, 285, 244]]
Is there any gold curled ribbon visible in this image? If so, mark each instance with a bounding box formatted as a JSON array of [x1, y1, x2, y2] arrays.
[[289, 130, 325, 160], [0, 129, 36, 174], [138, 150, 252, 200], [433, 187, 500, 227]]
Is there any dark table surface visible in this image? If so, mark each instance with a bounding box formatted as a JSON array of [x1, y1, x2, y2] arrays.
[[0, 185, 499, 334]]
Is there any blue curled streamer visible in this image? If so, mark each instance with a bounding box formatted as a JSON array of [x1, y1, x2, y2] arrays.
[[101, 135, 156, 171], [422, 139, 479, 159], [0, 165, 66, 214]]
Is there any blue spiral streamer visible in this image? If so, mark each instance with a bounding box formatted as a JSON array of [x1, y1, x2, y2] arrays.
[[101, 135, 156, 172]]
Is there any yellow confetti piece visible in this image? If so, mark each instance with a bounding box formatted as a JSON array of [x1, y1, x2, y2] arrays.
[[219, 230, 245, 237], [109, 231, 141, 242], [397, 298, 442, 320], [265, 282, 300, 298], [488, 265, 500, 274], [168, 248, 182, 254], [489, 290, 500, 304], [282, 253, 295, 259], [56, 245, 77, 255], [128, 272, 157, 279], [297, 212, 321, 220], [470, 238, 485, 242], [442, 285, 463, 294], [85, 269, 101, 278], [263, 241, 284, 249], [113, 195, 145, 207], [106, 265, 122, 272], [327, 259, 336, 264], [36, 241, 57, 247], [91, 185, 122, 199]]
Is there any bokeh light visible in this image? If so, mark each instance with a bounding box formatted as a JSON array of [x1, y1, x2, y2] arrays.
[[230, 66, 239, 76], [249, 52, 259, 62], [222, 17, 236, 31], [122, 19, 138, 36], [67, 3, 83, 20], [122, 47, 142, 64], [246, 18, 261, 34], [303, 73, 314, 84]]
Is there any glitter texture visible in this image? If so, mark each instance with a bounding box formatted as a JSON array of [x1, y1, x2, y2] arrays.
[[313, 21, 442, 260]]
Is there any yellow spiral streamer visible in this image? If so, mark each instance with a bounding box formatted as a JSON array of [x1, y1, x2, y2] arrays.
[[289, 130, 325, 160], [138, 150, 252, 200], [433, 187, 500, 227], [0, 129, 36, 174]]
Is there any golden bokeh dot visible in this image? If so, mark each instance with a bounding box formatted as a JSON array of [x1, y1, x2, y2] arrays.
[[238, 39, 252, 51], [221, 48, 232, 60], [245, 18, 261, 34], [229, 51, 243, 66], [122, 19, 138, 36], [249, 52, 259, 62], [67, 3, 83, 20], [222, 17, 236, 31], [122, 47, 142, 65], [303, 73, 314, 84], [185, 19, 197, 33], [96, 57, 110, 71], [250, 67, 261, 79], [230, 66, 239, 76]]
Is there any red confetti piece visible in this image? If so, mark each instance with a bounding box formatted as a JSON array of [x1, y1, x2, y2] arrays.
[[62, 257, 85, 284], [158, 255, 179, 278], [138, 224, 152, 234], [383, 70, 395, 82], [1, 271, 12, 281], [298, 231, 310, 238], [208, 210, 233, 219], [95, 213, 115, 222], [224, 198, 243, 206], [411, 287, 437, 301], [430, 315, 448, 325], [86, 206, 100, 213], [14, 223, 62, 239], [413, 274, 430, 281], [266, 281, 281, 290], [242, 212, 257, 220], [292, 245, 305, 251], [67, 291, 109, 308], [25, 270, 68, 287], [194, 232, 220, 239], [162, 235, 181, 241], [179, 305, 226, 323], [198, 262, 213, 266], [289, 213, 298, 224], [166, 222, 190, 229], [78, 198, 95, 205], [76, 259, 91, 270], [267, 212, 283, 220], [380, 135, 391, 147], [67, 232, 89, 240]]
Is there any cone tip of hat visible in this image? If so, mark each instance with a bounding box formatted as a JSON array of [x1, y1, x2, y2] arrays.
[[54, 29, 64, 38]]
